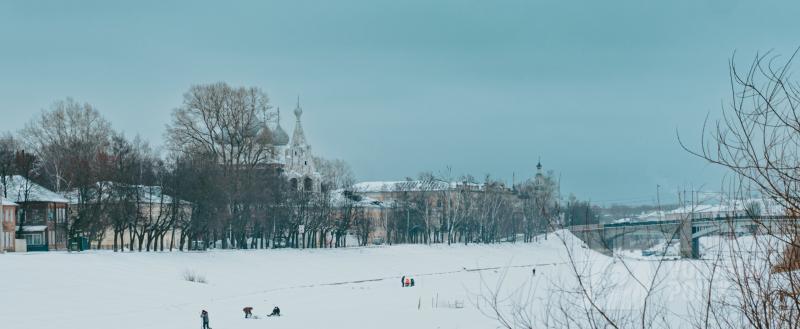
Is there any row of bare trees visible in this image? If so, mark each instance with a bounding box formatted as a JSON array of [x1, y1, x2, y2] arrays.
[[0, 83, 379, 251], [377, 169, 587, 246], [0, 102, 191, 251], [2, 82, 599, 252]]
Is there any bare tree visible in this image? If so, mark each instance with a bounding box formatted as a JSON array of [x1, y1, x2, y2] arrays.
[[13, 150, 39, 238], [0, 133, 18, 197], [167, 82, 279, 249], [679, 49, 800, 328], [167, 82, 274, 170], [516, 169, 560, 242], [314, 157, 355, 191], [19, 98, 112, 193]]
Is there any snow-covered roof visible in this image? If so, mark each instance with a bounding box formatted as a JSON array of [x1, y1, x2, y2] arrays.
[[285, 169, 322, 179], [63, 182, 187, 205], [1, 198, 17, 206], [15, 225, 47, 232], [351, 180, 484, 193], [1, 175, 69, 204], [329, 189, 386, 208]]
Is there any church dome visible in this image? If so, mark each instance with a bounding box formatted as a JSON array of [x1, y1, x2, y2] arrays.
[[271, 107, 290, 146], [272, 123, 289, 146], [255, 123, 273, 145]]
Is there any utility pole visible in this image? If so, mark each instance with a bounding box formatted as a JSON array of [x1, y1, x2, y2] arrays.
[[656, 184, 662, 221], [271, 216, 276, 248], [406, 207, 410, 244]]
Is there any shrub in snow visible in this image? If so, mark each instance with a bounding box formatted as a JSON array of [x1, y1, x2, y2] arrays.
[[182, 269, 207, 284]]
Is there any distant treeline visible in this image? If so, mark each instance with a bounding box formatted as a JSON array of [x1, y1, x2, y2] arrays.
[[0, 83, 600, 251]]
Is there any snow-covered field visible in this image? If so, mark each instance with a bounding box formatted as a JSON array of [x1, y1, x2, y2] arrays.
[[0, 232, 745, 329]]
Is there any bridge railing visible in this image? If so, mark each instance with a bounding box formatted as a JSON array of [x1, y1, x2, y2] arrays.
[[567, 224, 602, 232], [603, 215, 797, 229]]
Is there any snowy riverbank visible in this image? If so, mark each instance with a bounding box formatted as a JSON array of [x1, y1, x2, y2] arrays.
[[0, 232, 745, 329]]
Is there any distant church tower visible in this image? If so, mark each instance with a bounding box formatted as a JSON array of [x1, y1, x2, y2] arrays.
[[284, 97, 321, 192], [534, 159, 544, 186]]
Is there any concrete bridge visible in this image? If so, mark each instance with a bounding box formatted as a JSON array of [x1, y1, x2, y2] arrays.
[[569, 215, 794, 259]]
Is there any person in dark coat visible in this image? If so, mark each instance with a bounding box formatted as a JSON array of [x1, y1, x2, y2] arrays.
[[401, 276, 406, 287], [410, 278, 415, 287], [269, 306, 281, 317], [243, 306, 253, 318], [201, 310, 211, 329]]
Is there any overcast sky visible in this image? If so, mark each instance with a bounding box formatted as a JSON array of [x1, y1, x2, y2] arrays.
[[0, 0, 798, 204]]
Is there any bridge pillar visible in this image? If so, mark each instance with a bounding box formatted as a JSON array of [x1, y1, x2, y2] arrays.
[[605, 232, 614, 251], [593, 228, 613, 256], [679, 217, 692, 258], [679, 217, 700, 259]]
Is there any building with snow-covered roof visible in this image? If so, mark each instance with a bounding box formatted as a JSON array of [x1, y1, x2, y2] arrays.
[[329, 189, 390, 245], [1, 175, 69, 251], [1, 175, 68, 204], [351, 180, 487, 202], [341, 179, 512, 244], [64, 182, 191, 250], [63, 182, 188, 206]]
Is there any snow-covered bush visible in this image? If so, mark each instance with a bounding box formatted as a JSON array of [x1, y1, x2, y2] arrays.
[[182, 269, 207, 284]]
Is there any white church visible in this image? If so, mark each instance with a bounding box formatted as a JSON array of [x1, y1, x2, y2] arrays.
[[268, 97, 322, 193]]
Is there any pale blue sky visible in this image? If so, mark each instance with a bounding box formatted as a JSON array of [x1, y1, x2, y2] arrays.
[[0, 0, 798, 204]]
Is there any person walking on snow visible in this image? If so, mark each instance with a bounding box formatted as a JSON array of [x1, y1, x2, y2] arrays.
[[401, 276, 406, 287], [201, 310, 211, 329]]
